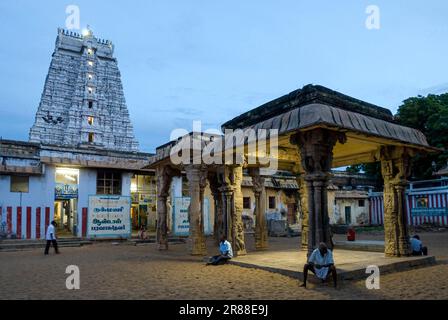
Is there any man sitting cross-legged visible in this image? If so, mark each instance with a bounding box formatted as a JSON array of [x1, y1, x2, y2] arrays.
[[300, 242, 337, 288]]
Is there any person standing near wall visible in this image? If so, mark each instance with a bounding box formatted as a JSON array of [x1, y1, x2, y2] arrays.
[[44, 221, 60, 255]]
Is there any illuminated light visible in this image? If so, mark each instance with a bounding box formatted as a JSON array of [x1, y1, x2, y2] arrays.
[[82, 28, 92, 37], [88, 61, 94, 67], [56, 168, 80, 176], [88, 116, 94, 125], [88, 87, 93, 94], [88, 74, 93, 80], [131, 182, 137, 193]]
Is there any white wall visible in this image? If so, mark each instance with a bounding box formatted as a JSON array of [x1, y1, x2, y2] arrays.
[[76, 168, 97, 237], [0, 165, 55, 239]]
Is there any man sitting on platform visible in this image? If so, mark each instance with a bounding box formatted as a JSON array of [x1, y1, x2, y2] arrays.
[[207, 235, 233, 266], [410, 235, 428, 256], [300, 242, 337, 288]]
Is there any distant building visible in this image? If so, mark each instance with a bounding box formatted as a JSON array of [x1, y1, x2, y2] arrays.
[[369, 178, 448, 227]]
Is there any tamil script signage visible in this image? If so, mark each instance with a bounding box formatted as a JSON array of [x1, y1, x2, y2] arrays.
[[87, 195, 131, 239], [172, 197, 212, 236]]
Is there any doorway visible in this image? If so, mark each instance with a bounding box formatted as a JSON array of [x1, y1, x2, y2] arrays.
[[54, 199, 78, 237], [345, 206, 352, 225]]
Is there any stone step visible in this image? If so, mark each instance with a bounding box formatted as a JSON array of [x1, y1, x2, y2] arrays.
[[0, 240, 93, 252], [334, 240, 385, 252], [129, 236, 187, 245]]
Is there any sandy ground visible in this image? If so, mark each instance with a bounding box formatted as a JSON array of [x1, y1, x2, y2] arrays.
[[0, 232, 447, 300]]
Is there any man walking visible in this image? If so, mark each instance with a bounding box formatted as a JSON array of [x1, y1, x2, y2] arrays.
[[44, 221, 60, 255]]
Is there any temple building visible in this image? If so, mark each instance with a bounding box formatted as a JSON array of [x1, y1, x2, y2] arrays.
[[0, 29, 153, 239]]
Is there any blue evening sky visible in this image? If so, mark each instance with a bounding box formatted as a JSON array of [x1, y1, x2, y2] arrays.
[[0, 0, 447, 153]]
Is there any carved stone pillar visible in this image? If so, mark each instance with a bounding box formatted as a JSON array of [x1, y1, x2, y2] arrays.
[[295, 168, 309, 250], [219, 165, 247, 256], [156, 166, 174, 250], [208, 172, 224, 245], [232, 165, 247, 256], [186, 165, 207, 256], [290, 129, 346, 256], [380, 146, 412, 257], [249, 168, 268, 250]]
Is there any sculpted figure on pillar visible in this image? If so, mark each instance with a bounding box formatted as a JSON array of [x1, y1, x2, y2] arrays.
[[290, 129, 346, 255], [380, 146, 413, 257], [218, 165, 247, 256]]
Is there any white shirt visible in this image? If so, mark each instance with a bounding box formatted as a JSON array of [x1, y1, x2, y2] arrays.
[[46, 224, 56, 240], [219, 240, 233, 258], [308, 248, 334, 280]]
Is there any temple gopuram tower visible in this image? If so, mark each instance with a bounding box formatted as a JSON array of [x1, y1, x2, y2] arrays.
[[29, 28, 139, 152]]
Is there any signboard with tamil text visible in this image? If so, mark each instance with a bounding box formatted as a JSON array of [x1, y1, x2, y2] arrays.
[[172, 197, 212, 236], [87, 195, 131, 239]]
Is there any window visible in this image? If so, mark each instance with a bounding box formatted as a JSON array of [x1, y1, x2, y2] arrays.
[[268, 196, 276, 209], [243, 197, 251, 209], [88, 74, 93, 81], [97, 170, 122, 195], [10, 176, 29, 193], [88, 61, 94, 67], [87, 48, 93, 55], [87, 87, 93, 94], [88, 101, 93, 109], [87, 116, 94, 125], [358, 199, 365, 207], [88, 132, 94, 143]]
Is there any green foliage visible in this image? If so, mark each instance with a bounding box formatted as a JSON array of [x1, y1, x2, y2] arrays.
[[396, 93, 448, 179], [346, 162, 383, 185]]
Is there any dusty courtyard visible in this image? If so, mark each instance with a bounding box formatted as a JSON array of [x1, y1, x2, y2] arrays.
[[0, 232, 447, 300]]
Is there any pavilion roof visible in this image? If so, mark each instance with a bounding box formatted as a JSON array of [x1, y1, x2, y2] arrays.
[[221, 84, 432, 150]]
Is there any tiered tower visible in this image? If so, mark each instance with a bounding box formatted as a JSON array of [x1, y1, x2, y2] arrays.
[[29, 28, 139, 152]]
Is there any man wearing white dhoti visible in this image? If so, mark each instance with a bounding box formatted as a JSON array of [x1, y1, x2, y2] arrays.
[[300, 242, 337, 288]]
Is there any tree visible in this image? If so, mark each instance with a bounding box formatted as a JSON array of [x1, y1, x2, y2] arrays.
[[346, 92, 448, 181], [396, 93, 448, 180]]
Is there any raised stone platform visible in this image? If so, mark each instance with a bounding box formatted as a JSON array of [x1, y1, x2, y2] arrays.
[[334, 240, 385, 252], [229, 248, 436, 281]]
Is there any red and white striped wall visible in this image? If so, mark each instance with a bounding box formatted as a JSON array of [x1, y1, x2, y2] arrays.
[[1, 206, 51, 239], [0, 206, 90, 240], [369, 191, 448, 226], [369, 195, 384, 225]]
